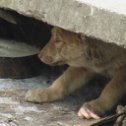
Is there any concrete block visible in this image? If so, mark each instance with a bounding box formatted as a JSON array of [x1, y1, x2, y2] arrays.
[[0, 0, 126, 47]]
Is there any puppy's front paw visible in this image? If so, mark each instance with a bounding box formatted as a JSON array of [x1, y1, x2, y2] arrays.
[[77, 99, 106, 119], [25, 88, 50, 103], [78, 104, 100, 119]]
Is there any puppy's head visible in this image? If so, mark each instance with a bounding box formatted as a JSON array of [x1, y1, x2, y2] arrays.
[[38, 27, 86, 66]]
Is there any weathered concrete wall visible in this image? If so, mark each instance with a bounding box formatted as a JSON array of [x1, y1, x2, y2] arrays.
[[0, 0, 126, 47]]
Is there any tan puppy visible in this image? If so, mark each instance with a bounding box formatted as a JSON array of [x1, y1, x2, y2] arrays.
[[25, 27, 126, 119]]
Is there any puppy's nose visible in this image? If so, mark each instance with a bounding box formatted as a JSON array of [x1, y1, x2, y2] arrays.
[[38, 52, 43, 59]]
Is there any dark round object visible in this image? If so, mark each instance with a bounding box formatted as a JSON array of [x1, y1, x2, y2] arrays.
[[0, 54, 43, 79]]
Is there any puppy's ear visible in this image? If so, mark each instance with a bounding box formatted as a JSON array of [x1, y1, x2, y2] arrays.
[[51, 27, 64, 40]]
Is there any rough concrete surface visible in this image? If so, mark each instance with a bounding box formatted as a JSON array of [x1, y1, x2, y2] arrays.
[[0, 0, 126, 47], [0, 66, 115, 126]]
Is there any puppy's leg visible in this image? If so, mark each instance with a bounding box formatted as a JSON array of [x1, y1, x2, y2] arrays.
[[25, 66, 94, 103], [78, 67, 126, 119]]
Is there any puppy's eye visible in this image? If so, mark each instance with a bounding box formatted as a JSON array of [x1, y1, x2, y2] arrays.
[[55, 40, 60, 43], [55, 38, 62, 43]]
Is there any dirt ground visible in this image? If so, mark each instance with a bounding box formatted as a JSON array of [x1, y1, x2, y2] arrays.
[[0, 66, 124, 126]]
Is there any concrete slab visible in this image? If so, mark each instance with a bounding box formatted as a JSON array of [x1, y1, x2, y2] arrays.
[[0, 0, 126, 47]]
